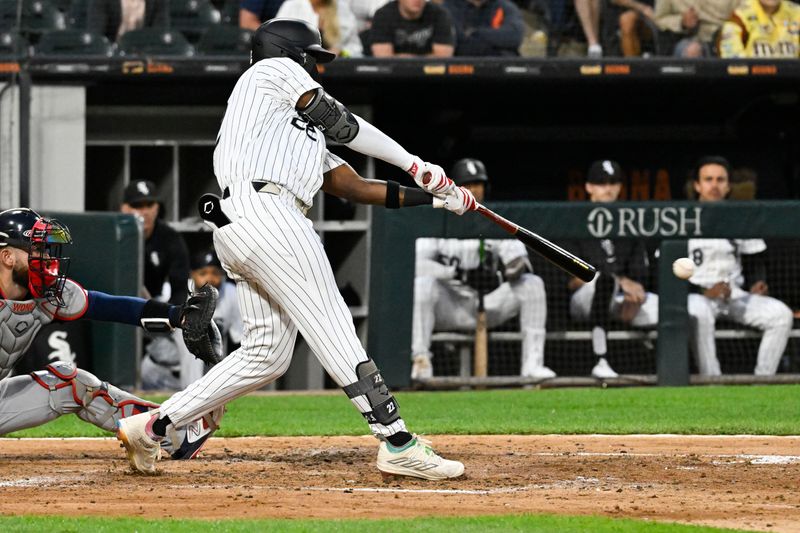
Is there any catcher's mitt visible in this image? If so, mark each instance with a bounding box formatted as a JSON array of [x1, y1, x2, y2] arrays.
[[181, 284, 223, 365]]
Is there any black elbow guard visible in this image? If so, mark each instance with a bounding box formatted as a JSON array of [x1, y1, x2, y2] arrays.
[[300, 89, 360, 144]]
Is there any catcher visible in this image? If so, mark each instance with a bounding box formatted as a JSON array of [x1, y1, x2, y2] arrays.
[[0, 207, 223, 462]]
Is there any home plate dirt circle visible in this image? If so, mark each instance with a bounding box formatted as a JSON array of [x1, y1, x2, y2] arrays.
[[0, 435, 798, 532]]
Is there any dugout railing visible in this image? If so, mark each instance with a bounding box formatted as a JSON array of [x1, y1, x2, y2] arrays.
[[368, 201, 800, 389]]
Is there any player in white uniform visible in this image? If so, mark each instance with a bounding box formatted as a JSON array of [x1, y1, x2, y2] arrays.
[[117, 18, 478, 479], [0, 208, 220, 460], [687, 156, 793, 375], [411, 159, 552, 380]]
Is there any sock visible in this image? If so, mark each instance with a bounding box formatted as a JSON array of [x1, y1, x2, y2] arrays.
[[386, 431, 413, 448], [151, 414, 172, 438]]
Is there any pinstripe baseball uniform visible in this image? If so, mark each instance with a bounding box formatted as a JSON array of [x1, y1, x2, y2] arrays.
[[687, 238, 793, 375], [159, 57, 408, 439], [412, 238, 548, 377]]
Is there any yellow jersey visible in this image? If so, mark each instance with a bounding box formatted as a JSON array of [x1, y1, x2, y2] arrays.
[[719, 0, 800, 58]]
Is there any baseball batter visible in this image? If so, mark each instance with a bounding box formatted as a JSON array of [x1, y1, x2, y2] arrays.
[[118, 18, 477, 479], [0, 208, 220, 459], [687, 156, 793, 375], [411, 158, 552, 380]]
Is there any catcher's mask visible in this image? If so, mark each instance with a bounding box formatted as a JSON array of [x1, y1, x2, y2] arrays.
[[0, 208, 72, 306]]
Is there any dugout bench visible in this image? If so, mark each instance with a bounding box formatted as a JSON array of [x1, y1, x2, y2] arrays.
[[369, 201, 800, 389]]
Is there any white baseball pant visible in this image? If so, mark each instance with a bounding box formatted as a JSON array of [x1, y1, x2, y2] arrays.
[[412, 273, 547, 373], [160, 183, 407, 439]]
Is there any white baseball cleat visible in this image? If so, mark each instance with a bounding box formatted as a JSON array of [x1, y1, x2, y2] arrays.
[[410, 354, 433, 380], [117, 410, 163, 475], [377, 435, 465, 481], [591, 357, 619, 379], [521, 364, 557, 380]]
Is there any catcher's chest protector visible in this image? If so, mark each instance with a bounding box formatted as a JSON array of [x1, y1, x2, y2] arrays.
[[0, 279, 87, 380]]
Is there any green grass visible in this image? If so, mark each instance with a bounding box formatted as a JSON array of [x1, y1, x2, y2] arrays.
[[0, 514, 746, 532], [7, 385, 799, 438]]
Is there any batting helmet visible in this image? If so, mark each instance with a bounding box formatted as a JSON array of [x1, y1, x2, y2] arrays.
[[251, 18, 336, 74], [0, 207, 72, 306], [450, 158, 489, 187]]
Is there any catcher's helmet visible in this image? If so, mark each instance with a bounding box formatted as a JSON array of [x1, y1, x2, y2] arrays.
[[251, 18, 336, 73], [451, 158, 489, 187], [0, 207, 72, 306]]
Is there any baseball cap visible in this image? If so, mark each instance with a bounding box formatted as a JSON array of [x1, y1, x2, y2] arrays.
[[450, 158, 488, 187], [123, 180, 159, 205], [587, 160, 623, 184], [191, 249, 222, 271]]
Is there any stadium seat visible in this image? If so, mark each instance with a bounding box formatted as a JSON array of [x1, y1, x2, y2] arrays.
[[196, 25, 251, 56], [169, 0, 221, 43], [35, 29, 113, 56], [0, 0, 66, 38], [218, 0, 239, 26], [0, 30, 28, 59], [65, 0, 89, 30], [117, 28, 195, 56]]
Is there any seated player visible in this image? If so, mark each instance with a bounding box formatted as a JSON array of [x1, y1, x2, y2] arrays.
[[411, 158, 554, 380]]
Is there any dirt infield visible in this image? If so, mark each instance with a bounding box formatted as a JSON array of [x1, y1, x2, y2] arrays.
[[1, 435, 798, 532]]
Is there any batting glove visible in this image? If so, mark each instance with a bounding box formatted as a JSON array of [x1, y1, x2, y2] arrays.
[[407, 157, 455, 195], [432, 186, 478, 216]]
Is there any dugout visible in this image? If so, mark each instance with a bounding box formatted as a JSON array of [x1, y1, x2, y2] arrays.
[[1, 57, 799, 388]]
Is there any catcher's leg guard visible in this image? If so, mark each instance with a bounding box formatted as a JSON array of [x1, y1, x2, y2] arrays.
[[29, 361, 221, 459], [29, 361, 158, 432]]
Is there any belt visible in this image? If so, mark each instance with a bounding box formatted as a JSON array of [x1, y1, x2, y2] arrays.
[[222, 181, 309, 215]]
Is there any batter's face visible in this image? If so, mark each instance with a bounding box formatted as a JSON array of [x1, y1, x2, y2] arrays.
[[121, 201, 159, 239], [760, 0, 781, 10], [694, 164, 730, 202], [192, 266, 224, 290], [585, 182, 622, 202]]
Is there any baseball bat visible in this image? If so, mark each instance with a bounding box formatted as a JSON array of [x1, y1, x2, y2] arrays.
[[475, 204, 597, 282], [423, 173, 596, 281], [473, 239, 488, 378]]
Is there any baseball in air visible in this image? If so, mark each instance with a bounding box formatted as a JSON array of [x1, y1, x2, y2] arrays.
[[672, 257, 695, 280]]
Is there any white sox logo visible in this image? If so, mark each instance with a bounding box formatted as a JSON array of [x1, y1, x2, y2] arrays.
[[587, 206, 703, 238]]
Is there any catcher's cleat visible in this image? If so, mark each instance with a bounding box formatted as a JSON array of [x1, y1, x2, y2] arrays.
[[377, 435, 464, 481], [116, 410, 163, 475]]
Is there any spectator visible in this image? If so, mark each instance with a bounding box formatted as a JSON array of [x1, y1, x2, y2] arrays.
[[719, 0, 800, 58], [277, 0, 364, 56], [568, 160, 659, 379], [443, 0, 525, 56], [653, 0, 740, 57], [87, 0, 168, 42], [687, 156, 793, 376], [612, 0, 655, 56], [120, 180, 191, 390], [411, 158, 553, 380], [370, 0, 455, 57], [240, 0, 287, 30], [346, 0, 392, 50], [574, 0, 603, 57]]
